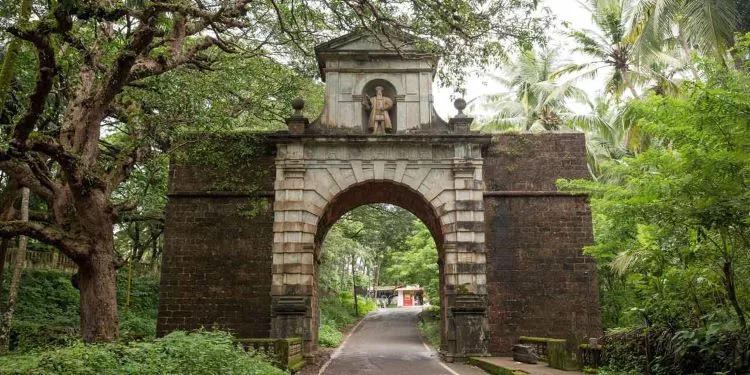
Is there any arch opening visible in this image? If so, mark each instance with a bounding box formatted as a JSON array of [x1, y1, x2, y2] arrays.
[[311, 181, 447, 352], [315, 181, 443, 255]]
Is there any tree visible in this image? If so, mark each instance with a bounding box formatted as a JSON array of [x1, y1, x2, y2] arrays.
[[0, 0, 32, 314], [475, 47, 588, 131], [384, 220, 439, 303], [561, 64, 750, 330], [0, 0, 548, 343], [567, 96, 628, 177], [556, 0, 648, 98], [630, 0, 740, 66]]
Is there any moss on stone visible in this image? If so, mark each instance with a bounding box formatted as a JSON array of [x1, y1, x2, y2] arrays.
[[467, 357, 528, 375]]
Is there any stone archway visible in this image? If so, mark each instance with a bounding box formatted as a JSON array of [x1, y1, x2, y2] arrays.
[[270, 135, 490, 358], [158, 30, 602, 361]]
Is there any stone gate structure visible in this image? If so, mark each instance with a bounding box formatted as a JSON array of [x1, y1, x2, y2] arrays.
[[157, 32, 601, 359]]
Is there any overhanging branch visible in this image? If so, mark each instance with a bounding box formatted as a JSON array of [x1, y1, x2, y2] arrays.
[[0, 220, 88, 259]]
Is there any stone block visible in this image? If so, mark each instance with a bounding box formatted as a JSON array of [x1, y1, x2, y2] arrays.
[[512, 344, 538, 364]]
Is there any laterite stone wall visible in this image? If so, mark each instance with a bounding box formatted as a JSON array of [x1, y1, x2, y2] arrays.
[[157, 132, 602, 354], [483, 133, 602, 355], [156, 136, 276, 339]]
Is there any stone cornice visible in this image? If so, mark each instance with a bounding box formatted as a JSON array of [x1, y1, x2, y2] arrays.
[[266, 133, 492, 145], [483, 191, 589, 197]]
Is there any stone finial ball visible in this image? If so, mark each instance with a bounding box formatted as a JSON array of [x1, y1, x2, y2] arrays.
[[291, 97, 305, 111], [454, 98, 467, 111]]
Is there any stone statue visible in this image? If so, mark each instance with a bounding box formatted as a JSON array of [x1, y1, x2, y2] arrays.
[[362, 86, 393, 134]]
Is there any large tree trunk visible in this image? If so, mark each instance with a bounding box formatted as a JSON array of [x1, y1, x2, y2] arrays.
[[0, 182, 20, 349], [77, 249, 119, 342], [75, 190, 119, 342]]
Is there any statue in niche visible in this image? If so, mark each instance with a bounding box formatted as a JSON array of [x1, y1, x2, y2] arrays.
[[362, 86, 393, 134]]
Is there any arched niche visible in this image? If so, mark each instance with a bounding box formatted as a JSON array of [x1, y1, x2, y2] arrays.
[[361, 79, 398, 133]]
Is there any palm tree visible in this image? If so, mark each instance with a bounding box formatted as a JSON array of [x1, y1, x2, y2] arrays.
[[474, 48, 588, 132], [566, 96, 640, 178], [555, 0, 646, 99], [629, 0, 739, 66]]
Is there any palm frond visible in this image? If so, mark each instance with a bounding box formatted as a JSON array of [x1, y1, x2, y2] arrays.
[[681, 0, 739, 63]]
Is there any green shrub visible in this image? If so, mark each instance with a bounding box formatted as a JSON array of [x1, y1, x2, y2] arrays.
[[318, 323, 343, 348], [317, 292, 376, 347], [0, 351, 42, 374], [3, 268, 160, 352], [119, 309, 156, 340], [600, 324, 750, 374], [116, 271, 160, 313], [9, 321, 77, 352], [418, 320, 440, 348], [3, 269, 80, 326], [0, 331, 287, 375], [417, 306, 441, 348], [354, 297, 377, 317], [319, 296, 356, 329]]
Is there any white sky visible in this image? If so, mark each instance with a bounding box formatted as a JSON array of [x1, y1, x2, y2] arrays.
[[433, 0, 604, 119]]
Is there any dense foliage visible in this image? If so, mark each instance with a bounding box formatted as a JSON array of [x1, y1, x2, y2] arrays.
[[561, 59, 750, 373], [1, 269, 159, 352], [0, 331, 285, 375], [318, 292, 377, 348], [319, 205, 439, 299], [384, 221, 440, 304]]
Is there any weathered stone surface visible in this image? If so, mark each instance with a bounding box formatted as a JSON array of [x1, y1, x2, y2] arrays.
[[512, 344, 538, 364], [158, 34, 600, 361], [157, 132, 601, 359], [272, 135, 490, 354], [483, 132, 590, 192], [314, 32, 446, 133], [156, 195, 274, 338], [483, 133, 602, 355]]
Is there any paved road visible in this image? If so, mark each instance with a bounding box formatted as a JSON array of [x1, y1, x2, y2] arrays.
[[320, 307, 486, 375]]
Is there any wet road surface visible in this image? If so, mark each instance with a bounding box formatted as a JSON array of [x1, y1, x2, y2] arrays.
[[320, 307, 486, 375]]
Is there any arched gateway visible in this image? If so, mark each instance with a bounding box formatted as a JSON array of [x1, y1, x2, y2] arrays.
[[157, 32, 602, 360]]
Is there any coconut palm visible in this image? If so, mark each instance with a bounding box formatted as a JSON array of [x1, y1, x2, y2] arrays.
[[566, 96, 640, 178], [473, 47, 589, 132], [629, 0, 739, 66], [555, 0, 649, 99]]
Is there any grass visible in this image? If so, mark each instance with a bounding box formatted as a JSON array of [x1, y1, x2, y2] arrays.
[[417, 305, 441, 348]]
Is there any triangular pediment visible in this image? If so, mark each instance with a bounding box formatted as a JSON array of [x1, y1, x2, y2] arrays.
[[315, 32, 417, 53], [314, 31, 435, 81]]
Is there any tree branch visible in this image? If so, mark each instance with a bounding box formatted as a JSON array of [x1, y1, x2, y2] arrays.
[[10, 33, 56, 144], [0, 157, 56, 203], [97, 11, 158, 110], [0, 220, 88, 259], [129, 35, 226, 82]]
